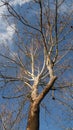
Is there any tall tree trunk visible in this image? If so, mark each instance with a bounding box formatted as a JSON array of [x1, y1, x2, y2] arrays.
[[26, 101, 39, 130], [26, 76, 57, 130]]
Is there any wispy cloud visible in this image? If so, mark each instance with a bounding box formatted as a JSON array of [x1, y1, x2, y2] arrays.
[[0, 24, 15, 43], [0, 0, 30, 45], [0, 0, 73, 45]]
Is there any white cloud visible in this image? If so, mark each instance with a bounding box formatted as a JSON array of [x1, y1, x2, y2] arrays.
[[10, 0, 31, 6], [0, 0, 73, 45], [0, 0, 30, 45], [0, 24, 15, 44]]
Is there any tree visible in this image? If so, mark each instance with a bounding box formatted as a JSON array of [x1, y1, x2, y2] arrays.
[[0, 0, 73, 130]]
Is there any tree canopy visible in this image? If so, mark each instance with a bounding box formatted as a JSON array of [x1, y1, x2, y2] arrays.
[[0, 0, 73, 130]]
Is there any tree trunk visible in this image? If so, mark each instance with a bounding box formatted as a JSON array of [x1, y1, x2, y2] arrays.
[[26, 101, 39, 130], [26, 76, 57, 130]]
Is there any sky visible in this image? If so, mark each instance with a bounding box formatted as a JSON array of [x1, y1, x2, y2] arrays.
[[0, 0, 73, 46], [0, 0, 73, 130]]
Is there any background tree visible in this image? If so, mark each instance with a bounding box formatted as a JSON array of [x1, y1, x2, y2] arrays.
[[0, 0, 73, 130]]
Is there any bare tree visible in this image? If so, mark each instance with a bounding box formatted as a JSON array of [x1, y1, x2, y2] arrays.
[[0, 0, 73, 130]]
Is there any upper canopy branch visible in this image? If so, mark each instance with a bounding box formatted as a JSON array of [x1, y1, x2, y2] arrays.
[[1, 1, 41, 32]]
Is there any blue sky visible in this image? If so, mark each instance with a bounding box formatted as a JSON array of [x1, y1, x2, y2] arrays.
[[0, 0, 73, 45], [0, 0, 73, 130]]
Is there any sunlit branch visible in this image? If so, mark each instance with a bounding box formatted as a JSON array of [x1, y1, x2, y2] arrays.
[[24, 76, 34, 81], [39, 47, 46, 78], [41, 71, 49, 80], [48, 20, 54, 53], [37, 76, 57, 103], [31, 52, 35, 79], [39, 60, 46, 78], [0, 52, 35, 80], [24, 82, 32, 89]]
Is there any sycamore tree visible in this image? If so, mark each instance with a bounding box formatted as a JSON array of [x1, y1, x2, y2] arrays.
[[0, 0, 73, 130]]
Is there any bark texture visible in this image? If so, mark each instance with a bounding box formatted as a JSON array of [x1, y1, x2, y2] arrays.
[[26, 76, 57, 130], [26, 101, 39, 130]]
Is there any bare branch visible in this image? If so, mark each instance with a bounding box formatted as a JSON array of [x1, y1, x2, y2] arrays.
[[37, 76, 57, 103], [1, 1, 41, 32], [2, 94, 24, 99]]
